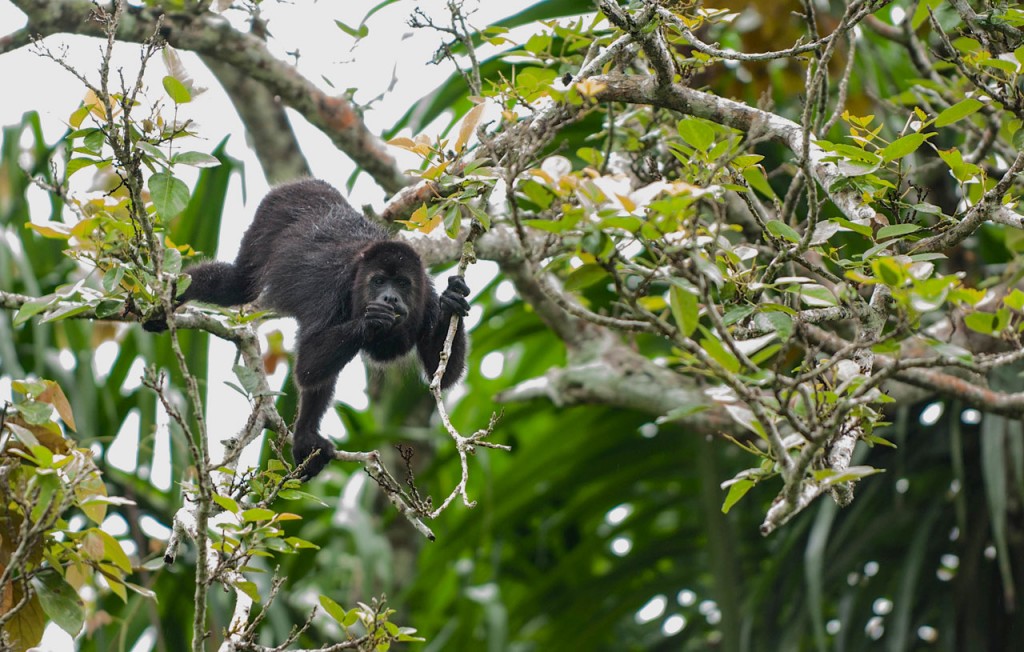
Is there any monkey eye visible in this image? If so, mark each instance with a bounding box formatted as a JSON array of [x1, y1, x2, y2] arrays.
[[370, 276, 386, 287], [395, 277, 411, 289]]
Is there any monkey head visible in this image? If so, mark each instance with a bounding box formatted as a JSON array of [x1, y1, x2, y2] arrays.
[[354, 241, 427, 330]]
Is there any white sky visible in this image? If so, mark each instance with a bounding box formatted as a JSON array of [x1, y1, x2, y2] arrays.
[[0, 2, 534, 648]]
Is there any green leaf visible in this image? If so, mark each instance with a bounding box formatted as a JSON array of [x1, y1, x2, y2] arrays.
[[722, 304, 754, 326], [319, 595, 350, 625], [232, 364, 261, 396], [68, 104, 90, 128], [94, 529, 132, 573], [163, 247, 182, 275], [881, 133, 927, 162], [148, 172, 190, 218], [937, 148, 982, 182], [1005, 289, 1024, 311], [524, 33, 552, 54], [94, 299, 124, 319], [743, 166, 777, 200], [162, 75, 192, 104], [876, 223, 922, 240], [82, 128, 105, 154], [66, 157, 98, 178], [213, 493, 240, 513], [765, 220, 800, 243], [235, 581, 262, 603], [334, 19, 369, 39], [964, 311, 997, 334], [564, 264, 608, 291], [172, 151, 221, 168], [677, 118, 715, 152], [872, 258, 905, 287], [762, 311, 794, 341], [31, 570, 85, 638], [831, 217, 872, 237], [935, 98, 983, 127], [699, 332, 740, 373], [912, 0, 943, 28], [241, 508, 275, 522], [669, 285, 699, 338], [13, 296, 56, 326], [102, 266, 125, 293], [722, 479, 754, 513], [656, 403, 709, 424]]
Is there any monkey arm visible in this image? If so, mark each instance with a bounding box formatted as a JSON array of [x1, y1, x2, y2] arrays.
[[290, 320, 366, 479], [293, 320, 365, 388], [291, 382, 339, 480], [417, 276, 470, 390]]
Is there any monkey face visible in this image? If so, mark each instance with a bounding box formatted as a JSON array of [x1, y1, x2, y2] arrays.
[[367, 274, 411, 325]]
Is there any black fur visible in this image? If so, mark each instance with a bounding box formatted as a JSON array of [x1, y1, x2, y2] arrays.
[[145, 179, 470, 479]]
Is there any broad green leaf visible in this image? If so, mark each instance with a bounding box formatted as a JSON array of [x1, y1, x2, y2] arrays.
[[14, 296, 56, 326], [149, 172, 190, 218], [700, 333, 740, 373], [66, 157, 98, 178], [235, 581, 261, 603], [873, 258, 905, 287], [1005, 289, 1024, 311], [31, 570, 85, 637], [656, 403, 709, 424], [241, 508, 275, 522], [876, 223, 922, 240], [881, 133, 927, 162], [233, 364, 261, 396], [722, 479, 754, 513], [213, 493, 240, 513], [564, 264, 608, 291], [669, 285, 699, 338], [94, 529, 132, 573], [937, 148, 982, 182], [162, 75, 192, 104], [82, 128, 105, 154], [677, 118, 715, 152], [743, 166, 777, 200], [172, 151, 221, 168], [964, 311, 997, 334], [319, 595, 349, 625], [765, 220, 800, 243], [935, 98, 983, 127]]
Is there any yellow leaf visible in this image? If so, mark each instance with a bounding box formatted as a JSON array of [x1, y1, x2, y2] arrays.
[[83, 89, 106, 120], [25, 221, 72, 239], [387, 137, 418, 152], [575, 78, 607, 97], [422, 160, 449, 181], [527, 169, 555, 185], [70, 217, 103, 240], [82, 532, 105, 562], [38, 380, 76, 431], [616, 194, 636, 212], [98, 564, 127, 602], [454, 103, 486, 152]]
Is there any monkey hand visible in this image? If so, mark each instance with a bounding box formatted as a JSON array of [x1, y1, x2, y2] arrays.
[[293, 434, 336, 480], [439, 276, 471, 317], [363, 301, 400, 332]]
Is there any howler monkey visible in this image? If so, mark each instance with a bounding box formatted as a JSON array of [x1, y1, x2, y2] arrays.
[[145, 178, 470, 479]]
